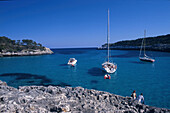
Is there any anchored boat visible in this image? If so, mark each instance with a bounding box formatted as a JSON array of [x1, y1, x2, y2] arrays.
[[102, 9, 117, 73], [68, 58, 77, 66], [104, 74, 111, 79], [139, 30, 155, 63]]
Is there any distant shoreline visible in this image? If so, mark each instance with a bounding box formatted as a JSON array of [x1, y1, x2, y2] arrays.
[[51, 47, 97, 50], [1, 47, 169, 57], [51, 47, 170, 53], [0, 47, 53, 57], [97, 47, 170, 52], [100, 34, 170, 53]]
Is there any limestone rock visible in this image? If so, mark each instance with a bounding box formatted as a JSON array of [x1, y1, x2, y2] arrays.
[[0, 80, 169, 112]]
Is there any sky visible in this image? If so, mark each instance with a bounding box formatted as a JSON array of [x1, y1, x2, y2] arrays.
[[0, 0, 170, 48]]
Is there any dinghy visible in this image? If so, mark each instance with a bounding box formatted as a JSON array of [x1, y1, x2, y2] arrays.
[[104, 74, 111, 79]]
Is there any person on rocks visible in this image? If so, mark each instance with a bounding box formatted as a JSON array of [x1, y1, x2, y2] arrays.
[[131, 90, 137, 99], [138, 93, 144, 104]]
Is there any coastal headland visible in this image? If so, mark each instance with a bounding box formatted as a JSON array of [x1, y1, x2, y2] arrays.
[[99, 34, 170, 52], [0, 47, 53, 57], [0, 80, 169, 113], [0, 36, 53, 57]]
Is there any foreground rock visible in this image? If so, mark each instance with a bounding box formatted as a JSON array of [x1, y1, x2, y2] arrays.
[[0, 47, 53, 57], [0, 80, 169, 113]]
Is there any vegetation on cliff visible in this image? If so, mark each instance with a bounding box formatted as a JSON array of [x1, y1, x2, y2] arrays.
[[102, 34, 170, 47], [0, 36, 45, 52]]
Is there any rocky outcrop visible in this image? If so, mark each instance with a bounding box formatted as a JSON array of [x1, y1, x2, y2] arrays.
[[0, 47, 53, 57], [0, 80, 169, 113]]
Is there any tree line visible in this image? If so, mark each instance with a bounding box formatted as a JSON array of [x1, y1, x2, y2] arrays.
[[0, 36, 45, 52], [102, 34, 170, 47]]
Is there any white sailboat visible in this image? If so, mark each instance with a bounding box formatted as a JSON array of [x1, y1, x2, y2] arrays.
[[68, 58, 77, 66], [102, 9, 117, 73], [139, 30, 155, 62]]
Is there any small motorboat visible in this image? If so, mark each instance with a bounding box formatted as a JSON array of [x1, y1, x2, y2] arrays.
[[104, 74, 111, 79], [67, 58, 77, 66]]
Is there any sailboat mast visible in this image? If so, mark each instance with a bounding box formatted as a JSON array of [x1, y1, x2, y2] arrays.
[[139, 38, 144, 57], [144, 30, 146, 55], [107, 9, 110, 62]]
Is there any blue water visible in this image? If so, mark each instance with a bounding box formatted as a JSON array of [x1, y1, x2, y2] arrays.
[[0, 48, 170, 109]]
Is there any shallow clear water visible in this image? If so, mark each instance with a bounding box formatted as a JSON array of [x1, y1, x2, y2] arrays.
[[0, 48, 170, 109]]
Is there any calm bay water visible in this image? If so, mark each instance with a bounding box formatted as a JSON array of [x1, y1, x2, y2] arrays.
[[0, 48, 170, 109]]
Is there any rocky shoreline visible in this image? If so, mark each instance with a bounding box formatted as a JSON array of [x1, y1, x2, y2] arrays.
[[0, 80, 169, 113], [0, 47, 53, 57]]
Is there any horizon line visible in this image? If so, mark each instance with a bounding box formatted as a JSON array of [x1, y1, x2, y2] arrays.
[[50, 47, 98, 49]]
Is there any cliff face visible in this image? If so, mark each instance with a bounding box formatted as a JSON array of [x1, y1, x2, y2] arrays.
[[0, 80, 169, 113], [0, 47, 53, 57]]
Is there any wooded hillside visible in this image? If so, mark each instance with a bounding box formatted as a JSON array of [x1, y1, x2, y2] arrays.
[[0, 36, 45, 52], [102, 34, 170, 47]]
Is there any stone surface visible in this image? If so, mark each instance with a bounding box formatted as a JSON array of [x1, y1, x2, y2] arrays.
[[0, 80, 169, 113], [0, 47, 53, 57]]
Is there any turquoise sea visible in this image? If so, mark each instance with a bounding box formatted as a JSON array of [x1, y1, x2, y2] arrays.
[[0, 48, 170, 109]]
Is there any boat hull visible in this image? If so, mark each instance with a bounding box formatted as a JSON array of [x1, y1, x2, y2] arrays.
[[68, 60, 77, 66], [102, 62, 117, 73], [139, 57, 155, 63], [103, 67, 116, 73]]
